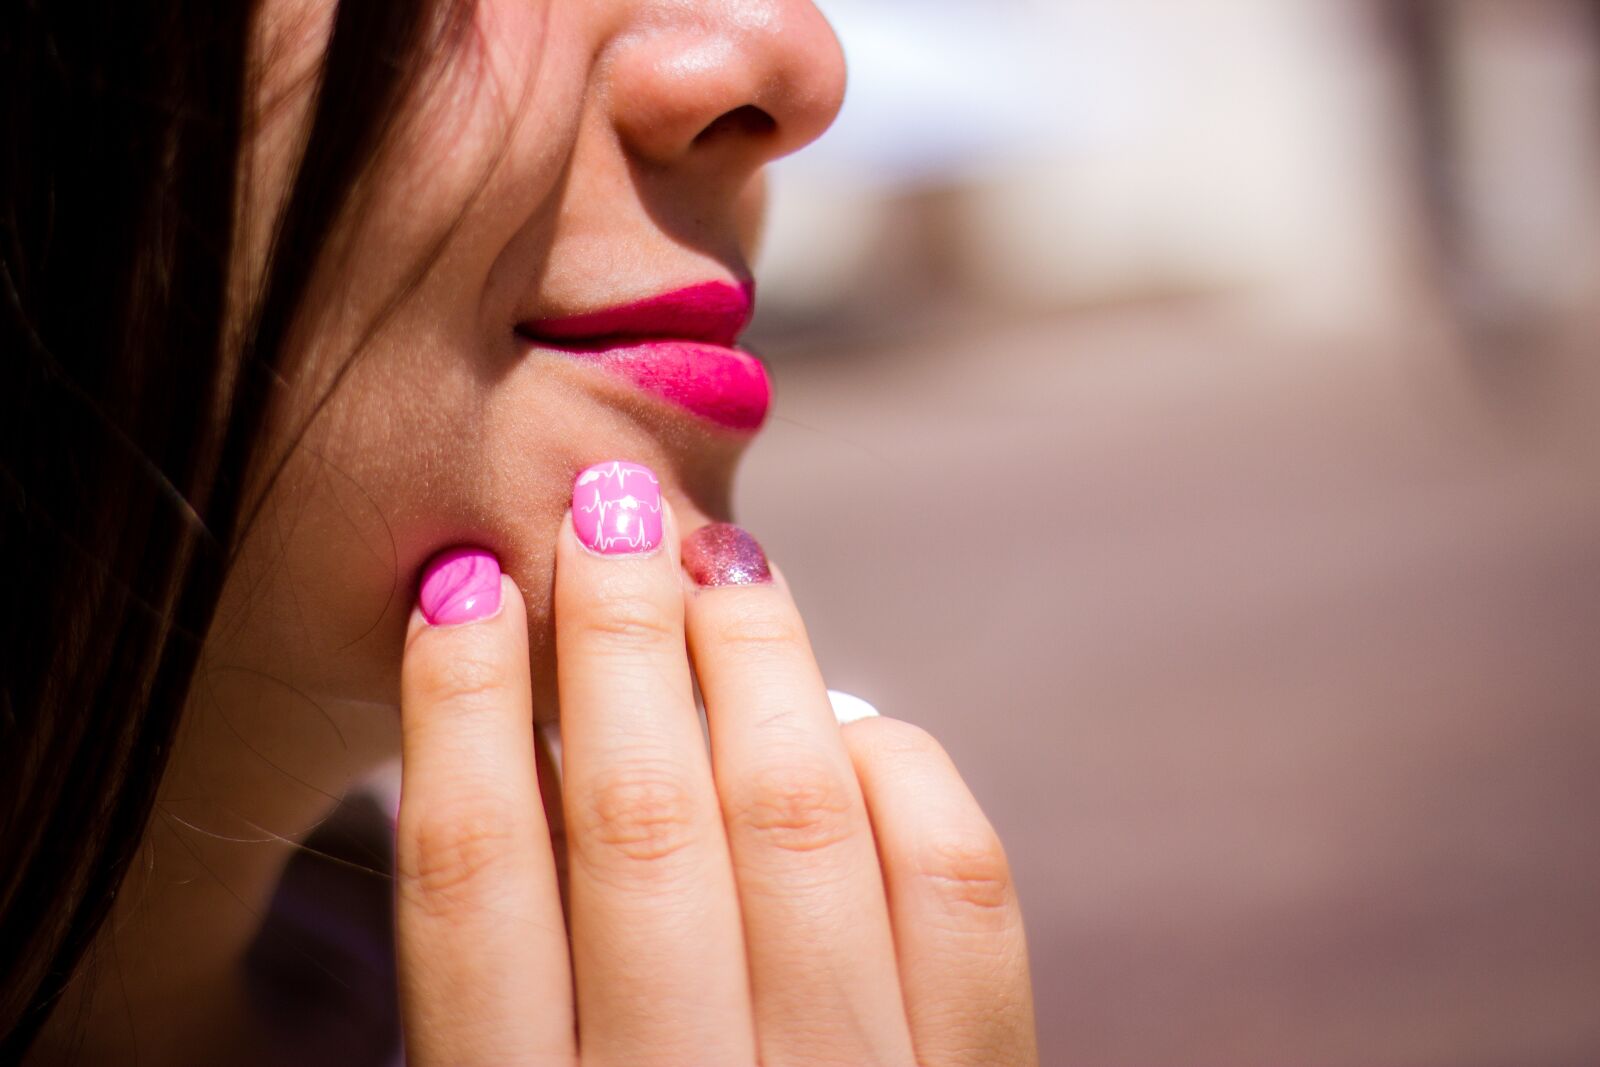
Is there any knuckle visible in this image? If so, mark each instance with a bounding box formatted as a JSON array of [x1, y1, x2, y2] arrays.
[[711, 606, 806, 658], [730, 762, 858, 856], [578, 590, 678, 651], [573, 764, 704, 868], [916, 995, 1036, 1065], [915, 830, 1016, 918], [409, 649, 509, 713], [859, 716, 944, 760], [398, 803, 516, 917]]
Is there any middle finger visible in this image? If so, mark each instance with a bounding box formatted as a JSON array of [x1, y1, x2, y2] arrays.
[[554, 461, 753, 1066]]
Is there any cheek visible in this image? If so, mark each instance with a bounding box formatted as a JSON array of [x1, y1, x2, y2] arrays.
[[224, 0, 589, 664], [273, 0, 580, 398], [382, 0, 570, 209], [216, 337, 596, 704]]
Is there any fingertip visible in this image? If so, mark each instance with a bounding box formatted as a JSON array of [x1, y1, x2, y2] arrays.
[[400, 572, 533, 741], [404, 600, 431, 647], [766, 559, 793, 594], [492, 572, 523, 625], [660, 495, 684, 571]]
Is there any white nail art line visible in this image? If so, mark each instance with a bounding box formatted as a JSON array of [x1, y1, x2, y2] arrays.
[[827, 689, 880, 725], [578, 490, 660, 551], [574, 460, 658, 491]]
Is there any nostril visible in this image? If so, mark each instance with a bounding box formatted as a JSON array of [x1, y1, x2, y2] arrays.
[[693, 104, 777, 147]]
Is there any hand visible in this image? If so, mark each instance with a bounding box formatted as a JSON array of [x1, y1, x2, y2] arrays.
[[394, 460, 1038, 1065]]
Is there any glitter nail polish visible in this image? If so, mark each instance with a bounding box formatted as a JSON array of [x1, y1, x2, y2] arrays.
[[682, 523, 771, 587]]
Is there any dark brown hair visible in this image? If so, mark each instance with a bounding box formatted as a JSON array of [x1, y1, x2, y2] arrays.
[[0, 0, 472, 1054]]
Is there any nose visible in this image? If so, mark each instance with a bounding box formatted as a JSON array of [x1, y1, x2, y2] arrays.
[[604, 0, 847, 172]]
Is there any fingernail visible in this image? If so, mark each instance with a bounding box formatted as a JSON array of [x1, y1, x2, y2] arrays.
[[571, 460, 663, 555], [683, 523, 772, 587], [418, 547, 502, 625], [827, 689, 880, 725]]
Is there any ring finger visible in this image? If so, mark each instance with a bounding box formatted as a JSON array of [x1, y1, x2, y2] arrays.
[[681, 523, 915, 1066]]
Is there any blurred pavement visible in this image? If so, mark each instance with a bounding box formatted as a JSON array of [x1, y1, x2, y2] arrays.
[[740, 304, 1600, 1066]]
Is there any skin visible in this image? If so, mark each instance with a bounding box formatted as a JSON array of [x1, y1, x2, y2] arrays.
[[31, 1, 1038, 1063]]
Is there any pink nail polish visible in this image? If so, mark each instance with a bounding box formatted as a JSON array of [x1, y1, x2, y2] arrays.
[[683, 523, 771, 587], [418, 547, 503, 625], [571, 461, 664, 555]]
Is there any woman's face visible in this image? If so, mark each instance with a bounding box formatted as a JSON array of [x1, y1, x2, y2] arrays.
[[189, 0, 845, 820]]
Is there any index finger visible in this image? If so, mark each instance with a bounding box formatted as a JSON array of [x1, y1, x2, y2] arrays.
[[396, 548, 574, 1067]]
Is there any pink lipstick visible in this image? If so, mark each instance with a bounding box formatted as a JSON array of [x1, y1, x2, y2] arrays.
[[517, 280, 770, 432]]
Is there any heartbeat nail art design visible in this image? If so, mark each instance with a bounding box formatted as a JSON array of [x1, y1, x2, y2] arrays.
[[571, 460, 663, 555]]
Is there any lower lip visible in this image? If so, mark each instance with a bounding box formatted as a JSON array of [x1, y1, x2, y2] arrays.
[[529, 338, 771, 432]]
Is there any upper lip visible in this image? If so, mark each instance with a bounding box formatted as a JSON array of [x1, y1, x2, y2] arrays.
[[518, 279, 755, 348]]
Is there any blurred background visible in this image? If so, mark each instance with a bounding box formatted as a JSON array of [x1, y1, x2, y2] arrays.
[[736, 1, 1600, 1063]]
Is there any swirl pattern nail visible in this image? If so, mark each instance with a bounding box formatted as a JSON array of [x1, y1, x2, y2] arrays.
[[418, 547, 503, 625]]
